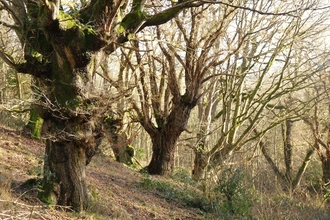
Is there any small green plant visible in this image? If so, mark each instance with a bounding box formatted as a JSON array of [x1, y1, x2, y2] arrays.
[[212, 167, 255, 219], [171, 169, 196, 186], [24, 156, 45, 190], [323, 184, 330, 202]]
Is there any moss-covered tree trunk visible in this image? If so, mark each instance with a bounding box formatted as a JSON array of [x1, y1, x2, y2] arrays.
[[37, 59, 103, 211], [26, 106, 43, 139], [111, 133, 135, 165], [32, 9, 106, 211]]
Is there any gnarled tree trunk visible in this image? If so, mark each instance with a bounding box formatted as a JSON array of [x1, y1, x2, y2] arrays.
[[148, 132, 176, 175], [41, 139, 90, 211], [38, 63, 103, 211], [146, 101, 196, 175]]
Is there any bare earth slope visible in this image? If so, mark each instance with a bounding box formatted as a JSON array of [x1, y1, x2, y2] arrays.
[[0, 126, 207, 219]]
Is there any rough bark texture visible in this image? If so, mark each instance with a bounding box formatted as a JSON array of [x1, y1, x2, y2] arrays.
[[148, 132, 176, 175], [41, 139, 88, 211], [107, 119, 135, 165], [39, 97, 103, 211], [146, 102, 196, 175], [112, 140, 135, 165]]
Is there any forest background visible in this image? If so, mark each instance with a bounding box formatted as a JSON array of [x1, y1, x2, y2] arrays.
[[1, 0, 330, 219]]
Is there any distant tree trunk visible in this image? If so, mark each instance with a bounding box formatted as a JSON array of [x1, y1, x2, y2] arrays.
[[282, 119, 293, 180], [15, 71, 22, 99], [192, 149, 209, 181], [292, 149, 314, 190], [192, 84, 219, 181], [303, 105, 330, 188], [192, 128, 209, 181], [112, 134, 135, 165], [260, 130, 314, 191], [320, 150, 330, 186]]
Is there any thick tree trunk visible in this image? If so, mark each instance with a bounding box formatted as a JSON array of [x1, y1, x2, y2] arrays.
[[147, 132, 176, 175], [146, 101, 195, 175], [39, 117, 101, 212], [112, 142, 135, 165], [40, 140, 88, 211], [36, 52, 103, 211], [109, 128, 134, 165]]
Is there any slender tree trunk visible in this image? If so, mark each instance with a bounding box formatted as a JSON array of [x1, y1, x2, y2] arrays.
[[320, 150, 330, 186], [26, 105, 43, 139], [283, 119, 293, 180], [292, 149, 314, 190], [15, 71, 22, 100], [192, 149, 209, 181], [191, 84, 218, 181]]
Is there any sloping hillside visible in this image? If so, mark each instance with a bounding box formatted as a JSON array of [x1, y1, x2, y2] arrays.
[[0, 126, 209, 219]]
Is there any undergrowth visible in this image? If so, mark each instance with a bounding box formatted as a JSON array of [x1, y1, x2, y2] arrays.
[[137, 170, 211, 213], [136, 168, 257, 219]]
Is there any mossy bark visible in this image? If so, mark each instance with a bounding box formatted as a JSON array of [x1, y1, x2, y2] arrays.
[[34, 14, 105, 211], [38, 62, 103, 211], [40, 137, 92, 211], [26, 106, 43, 140], [112, 143, 135, 165]]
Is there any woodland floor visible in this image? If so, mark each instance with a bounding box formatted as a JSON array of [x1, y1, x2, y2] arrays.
[[0, 125, 209, 220], [2, 125, 330, 219]]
